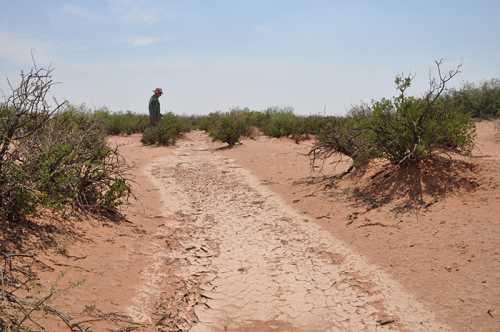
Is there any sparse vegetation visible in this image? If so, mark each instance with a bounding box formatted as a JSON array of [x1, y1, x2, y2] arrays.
[[22, 109, 131, 215], [198, 107, 328, 145], [141, 112, 192, 146], [0, 63, 135, 330], [0, 66, 131, 223], [205, 110, 251, 146], [311, 60, 475, 172], [94, 108, 149, 135], [1, 57, 498, 330], [309, 60, 477, 207], [310, 110, 375, 175], [446, 79, 500, 119], [260, 108, 300, 138]]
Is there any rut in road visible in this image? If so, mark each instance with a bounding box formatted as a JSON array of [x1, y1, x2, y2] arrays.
[[128, 133, 449, 332]]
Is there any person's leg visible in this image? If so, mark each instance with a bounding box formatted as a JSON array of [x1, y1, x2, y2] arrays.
[[153, 110, 160, 125], [149, 111, 155, 126]]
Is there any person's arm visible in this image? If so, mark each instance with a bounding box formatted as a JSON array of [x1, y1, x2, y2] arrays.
[[148, 96, 154, 113]]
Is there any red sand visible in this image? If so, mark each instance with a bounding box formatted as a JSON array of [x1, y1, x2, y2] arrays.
[[219, 120, 500, 331], [10, 121, 499, 331]]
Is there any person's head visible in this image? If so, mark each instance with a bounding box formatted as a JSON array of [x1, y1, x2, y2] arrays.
[[153, 88, 163, 97]]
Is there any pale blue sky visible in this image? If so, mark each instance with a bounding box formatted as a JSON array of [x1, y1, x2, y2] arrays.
[[1, 0, 499, 115]]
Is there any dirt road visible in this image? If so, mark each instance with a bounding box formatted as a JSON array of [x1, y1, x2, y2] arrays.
[[124, 132, 449, 331]]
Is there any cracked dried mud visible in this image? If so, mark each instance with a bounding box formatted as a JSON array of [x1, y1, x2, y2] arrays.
[[126, 132, 449, 332]]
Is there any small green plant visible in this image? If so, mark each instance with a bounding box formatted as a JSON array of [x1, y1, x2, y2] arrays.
[[197, 112, 222, 132], [141, 112, 191, 146], [207, 111, 251, 146], [261, 107, 302, 138]]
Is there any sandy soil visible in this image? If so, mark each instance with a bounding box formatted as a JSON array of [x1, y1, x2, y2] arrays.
[[17, 121, 499, 331], [26, 136, 181, 330], [219, 120, 500, 332], [144, 133, 448, 331]]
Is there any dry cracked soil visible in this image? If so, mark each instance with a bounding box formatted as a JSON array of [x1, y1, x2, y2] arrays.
[[124, 132, 449, 332], [39, 123, 500, 332]]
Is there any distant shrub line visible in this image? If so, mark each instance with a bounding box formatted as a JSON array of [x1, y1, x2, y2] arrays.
[[18, 63, 493, 156], [75, 70, 498, 149]]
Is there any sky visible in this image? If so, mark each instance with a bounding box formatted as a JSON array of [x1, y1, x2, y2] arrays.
[[0, 0, 499, 115]]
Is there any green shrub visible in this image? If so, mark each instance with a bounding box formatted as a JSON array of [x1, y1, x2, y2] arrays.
[[298, 114, 327, 136], [311, 62, 476, 175], [141, 112, 191, 146], [63, 105, 150, 135], [369, 75, 475, 165], [311, 112, 376, 173], [1, 66, 131, 222], [18, 109, 131, 214], [207, 111, 251, 146], [446, 79, 500, 119], [261, 107, 302, 138], [198, 112, 222, 132], [95, 109, 149, 135], [197, 108, 327, 143], [0, 158, 38, 221]]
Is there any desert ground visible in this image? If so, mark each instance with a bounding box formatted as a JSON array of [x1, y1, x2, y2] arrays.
[[29, 121, 499, 331]]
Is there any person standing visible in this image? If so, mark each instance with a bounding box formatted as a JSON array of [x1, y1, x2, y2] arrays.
[[149, 88, 163, 126]]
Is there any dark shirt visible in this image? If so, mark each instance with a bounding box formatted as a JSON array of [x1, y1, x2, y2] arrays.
[[149, 95, 160, 115]]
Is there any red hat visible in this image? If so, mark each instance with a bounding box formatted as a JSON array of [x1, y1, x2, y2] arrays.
[[153, 88, 163, 94]]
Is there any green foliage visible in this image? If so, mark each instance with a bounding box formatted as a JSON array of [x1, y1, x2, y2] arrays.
[[260, 107, 302, 138], [1, 67, 131, 222], [446, 79, 500, 119], [198, 112, 222, 132], [18, 109, 131, 215], [63, 105, 150, 136], [94, 108, 149, 135], [369, 76, 475, 164], [207, 111, 251, 146], [0, 66, 136, 332], [198, 107, 326, 144], [312, 70, 476, 173], [141, 112, 192, 146], [313, 113, 376, 169], [0, 158, 38, 221]]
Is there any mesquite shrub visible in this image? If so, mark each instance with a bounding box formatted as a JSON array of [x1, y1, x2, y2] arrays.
[[0, 65, 130, 222], [141, 112, 192, 146], [311, 60, 476, 174], [21, 110, 131, 214], [445, 79, 500, 119], [310, 111, 376, 174], [207, 111, 251, 146]]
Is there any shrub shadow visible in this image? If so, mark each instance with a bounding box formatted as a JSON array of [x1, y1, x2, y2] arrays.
[[347, 156, 479, 213]]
